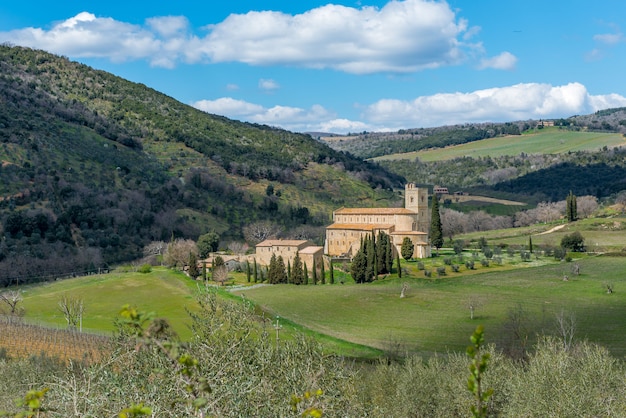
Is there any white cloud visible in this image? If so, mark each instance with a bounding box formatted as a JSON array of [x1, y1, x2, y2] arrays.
[[0, 1, 506, 73], [192, 98, 370, 133], [363, 83, 626, 129], [258, 79, 279, 91], [594, 32, 624, 45], [478, 51, 517, 70], [192, 83, 626, 134], [203, 0, 472, 73]]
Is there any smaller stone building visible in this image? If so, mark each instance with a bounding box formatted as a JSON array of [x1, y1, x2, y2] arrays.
[[254, 239, 324, 269]]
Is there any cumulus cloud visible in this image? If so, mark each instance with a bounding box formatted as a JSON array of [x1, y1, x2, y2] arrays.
[[191, 83, 626, 134], [0, 1, 505, 73], [192, 98, 354, 132], [363, 82, 626, 129], [478, 51, 517, 70], [258, 79, 279, 91]]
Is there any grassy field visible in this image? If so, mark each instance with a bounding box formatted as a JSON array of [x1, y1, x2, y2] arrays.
[[234, 255, 626, 357], [374, 128, 626, 162], [19, 267, 200, 339], [456, 216, 626, 253]]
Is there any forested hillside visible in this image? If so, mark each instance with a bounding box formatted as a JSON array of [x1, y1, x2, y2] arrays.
[[0, 45, 403, 285]]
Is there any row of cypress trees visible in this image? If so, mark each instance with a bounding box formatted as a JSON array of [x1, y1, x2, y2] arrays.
[[257, 252, 335, 285], [350, 231, 395, 283]]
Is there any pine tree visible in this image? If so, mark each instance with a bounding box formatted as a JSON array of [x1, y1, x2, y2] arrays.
[[401, 237, 414, 261], [320, 259, 326, 284], [292, 251, 304, 285], [430, 195, 444, 255]]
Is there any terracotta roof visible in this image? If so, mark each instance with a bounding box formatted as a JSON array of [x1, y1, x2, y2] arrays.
[[256, 239, 310, 247], [334, 207, 414, 215], [390, 230, 427, 236], [326, 223, 395, 231], [299, 246, 323, 254]]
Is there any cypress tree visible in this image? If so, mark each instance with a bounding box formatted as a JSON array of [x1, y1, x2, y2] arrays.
[[287, 260, 291, 284], [430, 195, 444, 255], [188, 252, 199, 279], [365, 234, 375, 281], [566, 190, 577, 222], [303, 262, 309, 285], [401, 237, 414, 261], [245, 261, 250, 283], [312, 259, 318, 285], [276, 255, 287, 284], [292, 251, 303, 285], [253, 259, 258, 283], [320, 258, 326, 284], [396, 252, 402, 278], [329, 261, 335, 284], [350, 249, 367, 283], [528, 236, 533, 254], [268, 253, 278, 284]]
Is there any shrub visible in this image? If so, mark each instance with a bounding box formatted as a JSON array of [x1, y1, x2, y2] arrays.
[[465, 260, 475, 270], [443, 257, 452, 266], [436, 266, 446, 277], [561, 232, 585, 252], [417, 262, 425, 270], [424, 270, 432, 278], [481, 259, 490, 267], [451, 264, 460, 273], [138, 264, 152, 274]]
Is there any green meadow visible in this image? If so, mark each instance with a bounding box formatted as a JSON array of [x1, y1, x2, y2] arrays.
[[234, 254, 626, 357], [20, 268, 200, 339], [375, 128, 626, 162]]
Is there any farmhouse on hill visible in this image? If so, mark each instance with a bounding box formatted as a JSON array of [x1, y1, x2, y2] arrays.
[[324, 183, 431, 259]]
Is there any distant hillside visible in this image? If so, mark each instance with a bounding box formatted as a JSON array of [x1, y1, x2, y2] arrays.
[[0, 45, 403, 285], [324, 111, 626, 160]]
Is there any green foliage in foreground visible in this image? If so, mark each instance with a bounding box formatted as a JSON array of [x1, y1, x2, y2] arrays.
[[1, 294, 626, 416]]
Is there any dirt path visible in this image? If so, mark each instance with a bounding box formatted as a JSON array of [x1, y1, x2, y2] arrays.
[[537, 224, 566, 235]]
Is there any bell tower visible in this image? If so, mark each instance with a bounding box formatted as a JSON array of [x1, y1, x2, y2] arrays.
[[405, 183, 430, 232]]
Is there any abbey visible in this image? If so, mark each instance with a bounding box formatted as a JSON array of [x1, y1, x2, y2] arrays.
[[325, 184, 431, 259]]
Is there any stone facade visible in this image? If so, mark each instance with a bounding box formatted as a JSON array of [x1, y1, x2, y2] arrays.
[[325, 183, 431, 259], [254, 239, 324, 269]]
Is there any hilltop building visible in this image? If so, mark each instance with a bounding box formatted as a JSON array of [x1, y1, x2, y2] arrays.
[[325, 183, 431, 259]]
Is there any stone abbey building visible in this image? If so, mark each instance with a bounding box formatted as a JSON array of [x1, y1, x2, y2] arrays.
[[325, 183, 431, 259]]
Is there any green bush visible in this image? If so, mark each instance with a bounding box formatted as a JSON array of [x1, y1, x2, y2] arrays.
[[138, 264, 152, 274]]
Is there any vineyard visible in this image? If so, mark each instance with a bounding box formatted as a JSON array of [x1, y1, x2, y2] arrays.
[[0, 319, 109, 364]]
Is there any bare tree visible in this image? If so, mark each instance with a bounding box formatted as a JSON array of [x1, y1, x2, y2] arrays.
[[400, 282, 409, 298], [554, 309, 576, 351], [0, 290, 24, 323], [58, 295, 85, 331], [466, 294, 484, 320], [243, 221, 282, 245], [576, 195, 599, 219], [227, 241, 248, 255], [163, 239, 199, 268], [212, 265, 229, 286]]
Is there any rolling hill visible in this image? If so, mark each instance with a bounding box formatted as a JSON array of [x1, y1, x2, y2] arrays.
[[0, 45, 403, 285]]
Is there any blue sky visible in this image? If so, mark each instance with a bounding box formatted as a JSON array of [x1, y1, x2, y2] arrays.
[[1, 0, 626, 133]]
